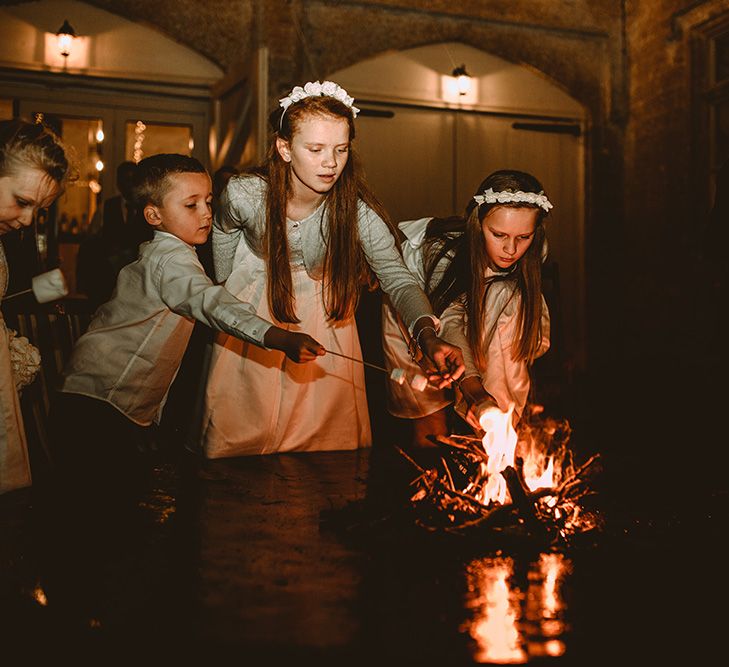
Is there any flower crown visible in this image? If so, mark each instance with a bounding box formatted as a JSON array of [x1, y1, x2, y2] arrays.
[[279, 80, 360, 127], [473, 188, 553, 212]]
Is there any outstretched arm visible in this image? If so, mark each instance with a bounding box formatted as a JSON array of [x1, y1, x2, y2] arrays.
[[357, 207, 465, 384], [159, 248, 322, 364], [263, 326, 325, 363]]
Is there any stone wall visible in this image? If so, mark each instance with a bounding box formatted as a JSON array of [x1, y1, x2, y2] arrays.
[[624, 0, 729, 379]]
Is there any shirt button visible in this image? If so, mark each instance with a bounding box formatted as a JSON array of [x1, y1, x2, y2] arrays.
[[292, 222, 299, 228]]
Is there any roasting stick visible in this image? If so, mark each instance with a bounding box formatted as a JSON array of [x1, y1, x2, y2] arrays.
[[324, 348, 390, 374], [324, 348, 430, 392]]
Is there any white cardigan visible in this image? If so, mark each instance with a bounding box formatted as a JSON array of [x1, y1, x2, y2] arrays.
[[212, 175, 437, 333]]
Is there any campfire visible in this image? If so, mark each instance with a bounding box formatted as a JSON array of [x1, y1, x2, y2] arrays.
[[397, 404, 601, 543]]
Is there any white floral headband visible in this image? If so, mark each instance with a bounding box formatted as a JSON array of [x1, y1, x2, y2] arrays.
[[278, 80, 360, 129], [473, 188, 553, 212]]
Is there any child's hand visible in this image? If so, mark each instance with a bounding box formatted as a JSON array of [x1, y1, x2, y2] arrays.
[[264, 327, 325, 363], [458, 376, 498, 432], [416, 326, 465, 388], [283, 332, 325, 363]]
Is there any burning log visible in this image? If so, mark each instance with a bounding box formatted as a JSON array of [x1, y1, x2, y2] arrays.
[[396, 406, 602, 543], [501, 465, 534, 514]]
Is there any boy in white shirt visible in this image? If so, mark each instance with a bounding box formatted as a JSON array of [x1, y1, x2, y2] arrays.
[[53, 154, 324, 506]]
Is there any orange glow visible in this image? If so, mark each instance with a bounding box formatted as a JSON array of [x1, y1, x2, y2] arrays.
[[406, 398, 599, 538], [464, 557, 527, 664], [540, 553, 565, 617], [32, 581, 48, 606], [476, 403, 562, 506], [478, 404, 518, 505], [464, 553, 571, 663]]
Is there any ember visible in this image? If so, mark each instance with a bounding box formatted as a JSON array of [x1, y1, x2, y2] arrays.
[[398, 404, 602, 542]]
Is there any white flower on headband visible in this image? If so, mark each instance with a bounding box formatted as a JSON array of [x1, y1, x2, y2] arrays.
[[473, 187, 553, 212], [279, 80, 360, 117]]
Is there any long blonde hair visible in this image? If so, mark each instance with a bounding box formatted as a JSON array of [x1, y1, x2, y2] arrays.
[[255, 95, 393, 323]]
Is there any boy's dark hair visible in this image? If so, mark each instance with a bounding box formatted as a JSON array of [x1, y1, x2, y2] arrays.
[[132, 153, 206, 207]]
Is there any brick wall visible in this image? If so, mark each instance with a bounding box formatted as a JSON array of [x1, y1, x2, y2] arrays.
[[71, 0, 711, 376], [624, 0, 729, 372]]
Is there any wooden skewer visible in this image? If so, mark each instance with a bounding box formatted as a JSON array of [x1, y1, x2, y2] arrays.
[[3, 288, 33, 300], [324, 348, 390, 374]]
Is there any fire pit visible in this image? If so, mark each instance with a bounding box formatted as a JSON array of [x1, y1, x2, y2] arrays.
[[397, 404, 602, 544]]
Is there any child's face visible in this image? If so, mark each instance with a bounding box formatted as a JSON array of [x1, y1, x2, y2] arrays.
[[481, 206, 538, 270], [276, 115, 350, 199], [147, 172, 212, 245]]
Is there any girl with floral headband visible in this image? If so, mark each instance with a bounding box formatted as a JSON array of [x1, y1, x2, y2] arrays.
[[203, 80, 465, 457], [382, 169, 552, 447]]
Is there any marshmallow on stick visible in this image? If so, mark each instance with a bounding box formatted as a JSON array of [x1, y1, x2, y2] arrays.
[[410, 374, 428, 392], [389, 368, 406, 385], [31, 269, 68, 303], [5, 269, 69, 303]]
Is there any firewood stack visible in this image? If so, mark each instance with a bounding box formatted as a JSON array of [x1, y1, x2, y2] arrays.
[[397, 410, 602, 543]]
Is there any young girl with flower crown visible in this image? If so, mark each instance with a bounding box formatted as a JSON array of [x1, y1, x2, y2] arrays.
[[382, 169, 552, 447], [203, 81, 464, 457]]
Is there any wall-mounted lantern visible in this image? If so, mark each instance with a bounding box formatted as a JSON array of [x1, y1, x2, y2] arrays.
[[56, 19, 76, 64], [451, 64, 472, 96]]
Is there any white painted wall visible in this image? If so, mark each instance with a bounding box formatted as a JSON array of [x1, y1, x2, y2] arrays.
[[332, 42, 583, 118], [0, 0, 222, 84]]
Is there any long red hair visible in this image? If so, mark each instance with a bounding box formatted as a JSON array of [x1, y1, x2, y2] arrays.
[[255, 95, 393, 323]]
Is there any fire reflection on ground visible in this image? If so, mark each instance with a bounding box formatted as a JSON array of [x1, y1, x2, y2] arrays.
[[463, 552, 570, 663]]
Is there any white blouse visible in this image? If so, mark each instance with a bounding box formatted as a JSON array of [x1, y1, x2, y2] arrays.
[[62, 231, 273, 425]]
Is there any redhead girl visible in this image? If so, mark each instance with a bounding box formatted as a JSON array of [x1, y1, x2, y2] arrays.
[[203, 81, 464, 457], [0, 119, 71, 493], [382, 169, 552, 447]]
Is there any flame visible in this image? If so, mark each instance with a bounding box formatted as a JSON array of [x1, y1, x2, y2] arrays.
[[478, 404, 518, 505], [525, 458, 554, 492], [477, 403, 566, 506], [32, 581, 48, 607]]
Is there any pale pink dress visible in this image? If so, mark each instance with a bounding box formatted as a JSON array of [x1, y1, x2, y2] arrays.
[[203, 176, 435, 458]]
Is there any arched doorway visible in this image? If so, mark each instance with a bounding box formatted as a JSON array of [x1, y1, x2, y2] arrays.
[[331, 42, 587, 373], [0, 0, 222, 293]]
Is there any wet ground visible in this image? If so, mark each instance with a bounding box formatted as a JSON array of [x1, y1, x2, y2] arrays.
[[1, 394, 726, 665], [2, 287, 727, 663]]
